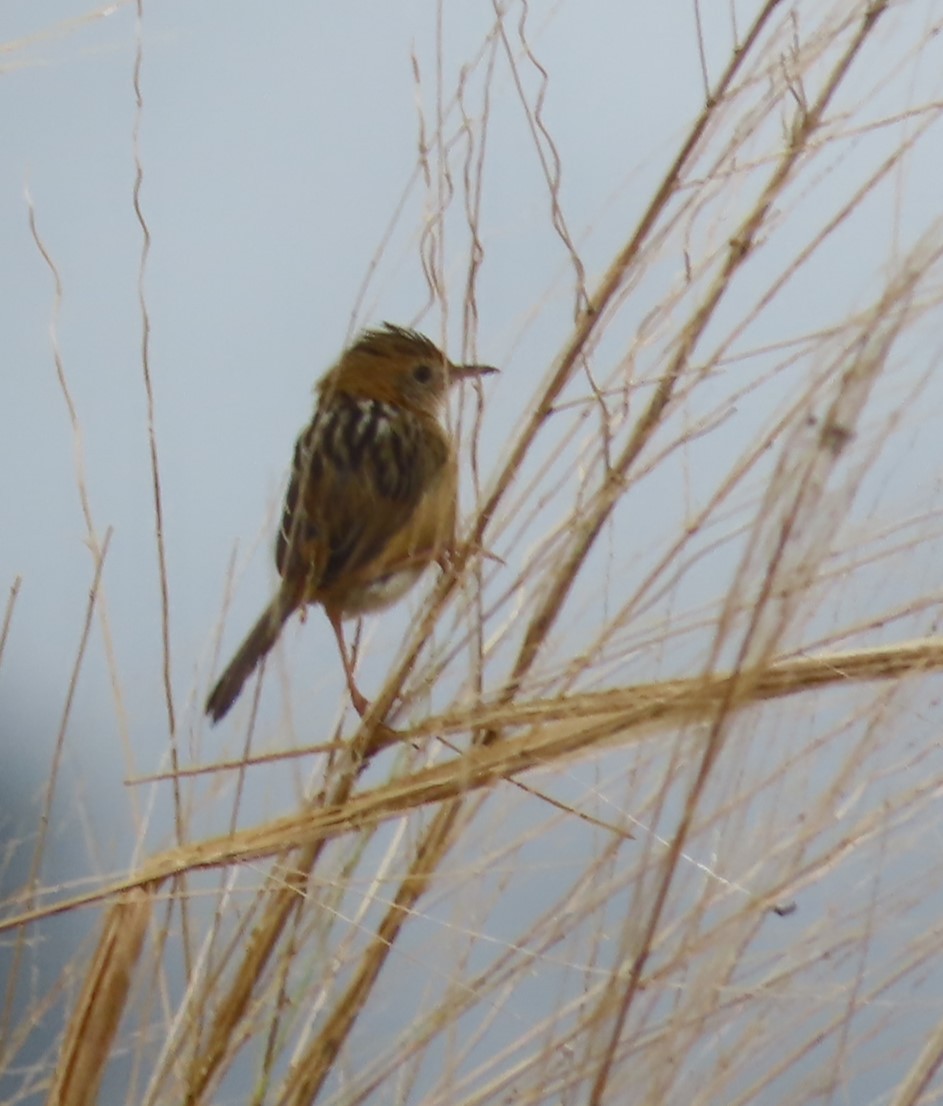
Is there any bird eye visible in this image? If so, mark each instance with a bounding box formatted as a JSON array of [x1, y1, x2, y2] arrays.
[[412, 363, 435, 385]]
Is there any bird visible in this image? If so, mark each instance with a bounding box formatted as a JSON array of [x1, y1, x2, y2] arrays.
[[205, 323, 497, 723]]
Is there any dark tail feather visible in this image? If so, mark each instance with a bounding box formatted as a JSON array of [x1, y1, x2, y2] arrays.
[[206, 595, 298, 723]]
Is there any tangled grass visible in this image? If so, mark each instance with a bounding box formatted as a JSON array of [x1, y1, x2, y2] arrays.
[[7, 2, 943, 1104]]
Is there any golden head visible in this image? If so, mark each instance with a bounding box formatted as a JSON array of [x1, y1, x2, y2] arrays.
[[320, 323, 497, 417]]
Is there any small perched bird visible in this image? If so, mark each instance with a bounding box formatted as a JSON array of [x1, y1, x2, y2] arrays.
[[206, 323, 496, 723]]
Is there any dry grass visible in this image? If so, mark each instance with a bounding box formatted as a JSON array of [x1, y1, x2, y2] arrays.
[[7, 2, 943, 1104]]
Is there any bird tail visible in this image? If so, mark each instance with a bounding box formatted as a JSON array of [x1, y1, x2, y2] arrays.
[[206, 595, 298, 723]]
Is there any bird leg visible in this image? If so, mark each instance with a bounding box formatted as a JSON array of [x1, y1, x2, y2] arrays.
[[326, 607, 370, 716]]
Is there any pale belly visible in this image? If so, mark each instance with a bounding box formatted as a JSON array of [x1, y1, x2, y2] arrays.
[[341, 565, 428, 616]]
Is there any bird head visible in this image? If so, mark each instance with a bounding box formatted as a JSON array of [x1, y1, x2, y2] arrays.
[[322, 323, 497, 417]]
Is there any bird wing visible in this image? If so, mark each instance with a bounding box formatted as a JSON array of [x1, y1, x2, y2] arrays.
[[275, 397, 448, 594]]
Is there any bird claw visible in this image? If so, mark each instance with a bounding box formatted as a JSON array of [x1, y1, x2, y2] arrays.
[[436, 541, 505, 575]]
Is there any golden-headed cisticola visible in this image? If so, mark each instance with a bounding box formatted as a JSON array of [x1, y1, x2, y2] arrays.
[[206, 323, 496, 723]]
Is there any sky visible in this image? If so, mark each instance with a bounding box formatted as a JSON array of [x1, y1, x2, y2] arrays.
[[2, 0, 724, 818], [4, 2, 943, 1103]]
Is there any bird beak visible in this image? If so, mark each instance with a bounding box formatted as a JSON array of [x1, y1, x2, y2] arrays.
[[450, 362, 499, 382]]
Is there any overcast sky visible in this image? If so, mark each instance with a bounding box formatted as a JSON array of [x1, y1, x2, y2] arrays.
[[3, 0, 731, 795], [4, 4, 943, 1101]]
